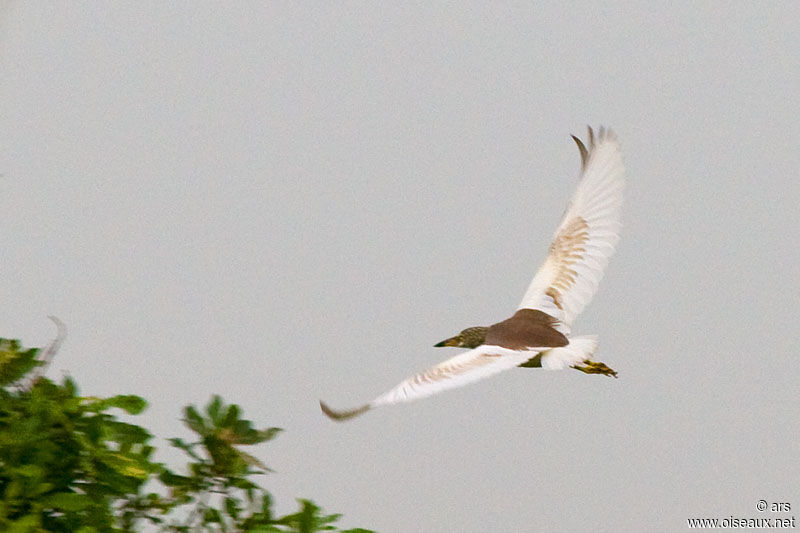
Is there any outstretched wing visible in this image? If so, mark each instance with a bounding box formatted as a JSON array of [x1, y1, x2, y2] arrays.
[[518, 127, 625, 332], [320, 345, 535, 421]]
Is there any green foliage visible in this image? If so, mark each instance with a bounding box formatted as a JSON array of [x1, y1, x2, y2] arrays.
[[0, 336, 373, 533], [0, 371, 160, 531], [0, 338, 41, 386]]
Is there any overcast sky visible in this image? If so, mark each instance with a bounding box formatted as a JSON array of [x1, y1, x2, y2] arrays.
[[2, 3, 799, 532]]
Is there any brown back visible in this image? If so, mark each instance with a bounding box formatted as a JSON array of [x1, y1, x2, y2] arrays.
[[485, 309, 568, 350]]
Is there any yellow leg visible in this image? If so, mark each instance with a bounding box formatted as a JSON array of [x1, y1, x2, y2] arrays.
[[573, 359, 618, 378]]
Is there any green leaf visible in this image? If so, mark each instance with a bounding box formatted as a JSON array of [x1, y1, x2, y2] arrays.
[[159, 469, 194, 487], [99, 451, 152, 479], [168, 437, 204, 462], [102, 419, 153, 445], [99, 394, 148, 414], [257, 427, 282, 443], [7, 514, 41, 533], [184, 405, 207, 435], [261, 492, 274, 517], [14, 464, 45, 479], [0, 339, 41, 386], [203, 507, 222, 524], [45, 492, 92, 511], [63, 376, 78, 396], [232, 425, 282, 445], [276, 499, 342, 532], [230, 476, 258, 492], [224, 496, 240, 520], [206, 395, 223, 424], [222, 403, 241, 428], [83, 394, 147, 415]]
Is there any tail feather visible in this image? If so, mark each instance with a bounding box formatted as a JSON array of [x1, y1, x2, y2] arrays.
[[540, 335, 598, 370]]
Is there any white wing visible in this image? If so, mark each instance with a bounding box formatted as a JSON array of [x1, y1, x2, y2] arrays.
[[518, 127, 625, 332], [320, 345, 536, 421]]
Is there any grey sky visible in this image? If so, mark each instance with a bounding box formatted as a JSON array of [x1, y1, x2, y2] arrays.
[[2, 3, 799, 531]]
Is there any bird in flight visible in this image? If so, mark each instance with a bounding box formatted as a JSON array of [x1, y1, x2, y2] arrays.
[[321, 127, 624, 421]]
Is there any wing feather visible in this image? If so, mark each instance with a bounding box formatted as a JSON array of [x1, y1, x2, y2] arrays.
[[518, 127, 625, 331], [320, 345, 535, 421]]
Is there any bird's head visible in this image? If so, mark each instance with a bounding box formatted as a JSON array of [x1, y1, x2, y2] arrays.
[[434, 326, 488, 349]]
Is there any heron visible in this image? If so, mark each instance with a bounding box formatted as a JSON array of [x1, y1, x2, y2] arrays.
[[321, 126, 624, 421]]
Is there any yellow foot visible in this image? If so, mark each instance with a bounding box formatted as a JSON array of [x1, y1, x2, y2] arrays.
[[573, 359, 618, 378]]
